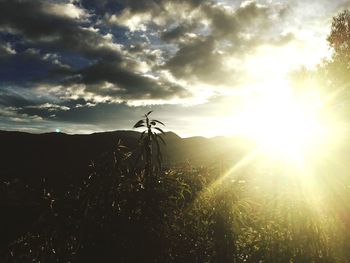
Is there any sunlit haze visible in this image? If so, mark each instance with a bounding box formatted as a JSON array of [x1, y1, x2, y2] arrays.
[[230, 79, 344, 164]]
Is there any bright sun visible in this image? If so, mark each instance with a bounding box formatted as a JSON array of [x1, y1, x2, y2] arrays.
[[234, 80, 340, 164]]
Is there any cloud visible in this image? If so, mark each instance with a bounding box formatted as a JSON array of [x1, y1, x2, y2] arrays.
[[203, 1, 274, 39], [0, 40, 16, 58], [25, 103, 70, 112], [161, 24, 198, 43], [113, 0, 204, 13], [0, 0, 291, 103], [0, 106, 43, 123], [0, 0, 190, 106], [106, 0, 205, 32], [0, 87, 34, 108], [164, 37, 237, 85], [0, 0, 333, 134], [0, 0, 123, 61], [45, 2, 90, 20], [161, 1, 291, 85], [108, 9, 152, 32]]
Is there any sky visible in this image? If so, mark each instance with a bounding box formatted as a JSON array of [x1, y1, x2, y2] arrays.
[[0, 0, 348, 137]]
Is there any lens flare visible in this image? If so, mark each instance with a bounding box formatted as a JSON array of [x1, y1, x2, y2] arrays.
[[233, 80, 343, 166]]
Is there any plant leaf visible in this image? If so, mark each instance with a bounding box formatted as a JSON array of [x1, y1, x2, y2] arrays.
[[154, 127, 165, 135], [152, 119, 165, 126], [133, 120, 145, 128]]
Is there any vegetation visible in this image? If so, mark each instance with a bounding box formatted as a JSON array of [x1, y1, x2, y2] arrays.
[[2, 9, 350, 263]]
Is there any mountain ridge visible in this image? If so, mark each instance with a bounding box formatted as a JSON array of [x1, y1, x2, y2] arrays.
[[0, 130, 249, 185]]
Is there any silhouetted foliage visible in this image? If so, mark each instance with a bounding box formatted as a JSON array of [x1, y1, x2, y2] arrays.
[[133, 111, 165, 193], [328, 10, 350, 60]]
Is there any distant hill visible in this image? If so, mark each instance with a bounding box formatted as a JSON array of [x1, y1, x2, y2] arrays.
[[0, 130, 250, 184]]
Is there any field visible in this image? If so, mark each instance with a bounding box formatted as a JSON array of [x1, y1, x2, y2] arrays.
[[1, 117, 350, 262]]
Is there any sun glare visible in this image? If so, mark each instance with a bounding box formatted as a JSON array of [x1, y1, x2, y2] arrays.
[[234, 80, 339, 165]]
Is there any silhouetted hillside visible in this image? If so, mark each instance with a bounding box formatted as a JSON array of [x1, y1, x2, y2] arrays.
[[0, 130, 248, 184]]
